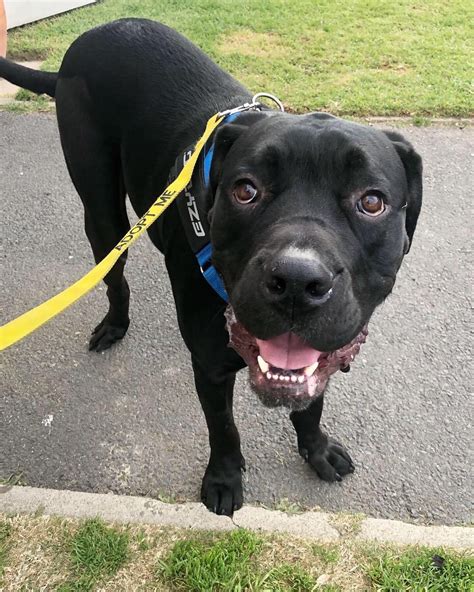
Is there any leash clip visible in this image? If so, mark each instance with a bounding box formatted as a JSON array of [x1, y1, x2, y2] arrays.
[[218, 92, 285, 118]]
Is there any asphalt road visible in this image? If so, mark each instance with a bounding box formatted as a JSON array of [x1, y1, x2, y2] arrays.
[[1, 113, 472, 525]]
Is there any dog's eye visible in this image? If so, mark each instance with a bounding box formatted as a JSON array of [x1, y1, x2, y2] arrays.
[[357, 193, 385, 216], [233, 181, 258, 204]]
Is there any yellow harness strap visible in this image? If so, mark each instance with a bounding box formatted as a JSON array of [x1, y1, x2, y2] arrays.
[[0, 113, 225, 351]]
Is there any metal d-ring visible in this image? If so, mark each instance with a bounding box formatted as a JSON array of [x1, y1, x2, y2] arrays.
[[252, 92, 285, 112], [218, 92, 285, 118]]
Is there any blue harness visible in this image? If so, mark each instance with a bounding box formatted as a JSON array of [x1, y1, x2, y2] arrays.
[[173, 111, 241, 302]]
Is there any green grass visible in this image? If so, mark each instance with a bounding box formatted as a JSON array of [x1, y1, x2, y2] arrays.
[[258, 563, 322, 591], [2, 98, 55, 113], [367, 546, 474, 591], [0, 472, 27, 487], [312, 543, 340, 565], [135, 528, 153, 552], [158, 529, 264, 590], [157, 528, 327, 591], [5, 0, 473, 117], [58, 518, 129, 591]]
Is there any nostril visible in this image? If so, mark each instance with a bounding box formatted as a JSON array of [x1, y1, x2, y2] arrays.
[[267, 275, 286, 295], [306, 281, 327, 298], [306, 282, 321, 296]]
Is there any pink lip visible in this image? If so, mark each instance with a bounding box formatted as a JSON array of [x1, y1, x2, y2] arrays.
[[256, 332, 323, 370]]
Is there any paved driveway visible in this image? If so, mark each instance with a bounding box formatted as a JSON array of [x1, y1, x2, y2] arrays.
[[1, 113, 472, 525]]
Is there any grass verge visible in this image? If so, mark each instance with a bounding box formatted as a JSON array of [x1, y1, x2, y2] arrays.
[[5, 0, 473, 117], [0, 520, 13, 584], [0, 513, 472, 591]]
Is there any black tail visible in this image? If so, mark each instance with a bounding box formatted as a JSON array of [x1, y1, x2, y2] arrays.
[[0, 58, 57, 98]]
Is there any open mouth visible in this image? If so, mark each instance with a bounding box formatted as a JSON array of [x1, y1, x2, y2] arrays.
[[225, 306, 368, 409]]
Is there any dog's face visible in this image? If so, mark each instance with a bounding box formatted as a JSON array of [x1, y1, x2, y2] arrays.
[[209, 112, 422, 410]]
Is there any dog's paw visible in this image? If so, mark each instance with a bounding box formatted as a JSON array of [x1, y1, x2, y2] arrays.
[[89, 316, 129, 352], [201, 461, 244, 516], [300, 436, 355, 482]]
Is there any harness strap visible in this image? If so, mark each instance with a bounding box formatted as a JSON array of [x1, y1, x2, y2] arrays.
[[175, 111, 243, 302], [196, 243, 228, 301]]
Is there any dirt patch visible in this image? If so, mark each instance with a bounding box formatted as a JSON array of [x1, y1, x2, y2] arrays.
[[257, 534, 369, 591], [218, 30, 288, 58], [379, 60, 411, 74], [2, 515, 71, 591]]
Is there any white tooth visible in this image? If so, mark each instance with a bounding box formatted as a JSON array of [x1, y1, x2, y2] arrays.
[[272, 374, 279, 380], [284, 376, 290, 382], [280, 375, 286, 381], [291, 375, 298, 383], [257, 355, 269, 373], [266, 372, 272, 380], [297, 375, 305, 384], [304, 361, 319, 376]]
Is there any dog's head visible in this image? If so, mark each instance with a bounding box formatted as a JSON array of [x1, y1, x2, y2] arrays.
[[208, 111, 422, 410]]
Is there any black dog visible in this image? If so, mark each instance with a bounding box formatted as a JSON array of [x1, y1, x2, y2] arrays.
[[0, 18, 422, 515]]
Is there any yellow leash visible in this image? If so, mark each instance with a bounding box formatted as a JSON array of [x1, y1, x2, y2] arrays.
[[0, 112, 225, 351]]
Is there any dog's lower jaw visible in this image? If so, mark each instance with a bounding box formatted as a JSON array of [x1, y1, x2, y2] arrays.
[[224, 305, 368, 410], [251, 381, 324, 411]]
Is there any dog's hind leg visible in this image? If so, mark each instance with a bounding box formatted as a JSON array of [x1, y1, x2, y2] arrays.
[[56, 82, 131, 352], [83, 184, 131, 352]]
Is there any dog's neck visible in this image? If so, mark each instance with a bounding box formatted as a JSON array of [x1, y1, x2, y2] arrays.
[[169, 123, 229, 301]]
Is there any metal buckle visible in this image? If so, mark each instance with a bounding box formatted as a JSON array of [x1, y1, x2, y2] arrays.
[[218, 92, 285, 118]]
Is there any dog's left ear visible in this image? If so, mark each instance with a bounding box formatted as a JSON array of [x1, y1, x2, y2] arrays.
[[383, 130, 423, 254], [209, 111, 267, 196], [209, 123, 248, 195]]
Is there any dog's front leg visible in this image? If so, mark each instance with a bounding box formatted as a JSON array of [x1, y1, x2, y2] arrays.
[[192, 357, 245, 515], [290, 393, 355, 482], [162, 225, 245, 515]]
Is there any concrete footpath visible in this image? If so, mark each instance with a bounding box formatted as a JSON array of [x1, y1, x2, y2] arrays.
[[1, 485, 472, 550]]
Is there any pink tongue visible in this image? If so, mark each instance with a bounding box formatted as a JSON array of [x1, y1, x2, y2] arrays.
[[256, 332, 323, 370]]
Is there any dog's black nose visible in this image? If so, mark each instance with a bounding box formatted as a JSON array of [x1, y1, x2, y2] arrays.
[[264, 253, 334, 308]]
